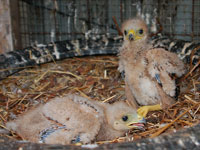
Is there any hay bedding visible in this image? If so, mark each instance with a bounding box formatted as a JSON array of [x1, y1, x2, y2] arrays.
[[0, 55, 199, 144]]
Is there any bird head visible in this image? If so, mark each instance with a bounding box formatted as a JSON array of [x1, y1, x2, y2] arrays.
[[105, 101, 146, 131], [113, 112, 146, 131], [121, 18, 148, 43]]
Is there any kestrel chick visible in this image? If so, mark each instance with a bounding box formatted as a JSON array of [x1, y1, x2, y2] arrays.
[[119, 18, 186, 117], [6, 94, 145, 145]]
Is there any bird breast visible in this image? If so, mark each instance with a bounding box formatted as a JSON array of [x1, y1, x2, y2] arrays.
[[124, 57, 161, 106]]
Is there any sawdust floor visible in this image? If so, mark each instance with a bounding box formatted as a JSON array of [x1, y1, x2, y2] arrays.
[[0, 55, 199, 144]]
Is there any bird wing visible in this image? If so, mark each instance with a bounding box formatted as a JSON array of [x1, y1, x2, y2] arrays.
[[145, 48, 186, 97], [42, 95, 102, 126], [42, 94, 102, 143], [146, 48, 186, 77], [6, 105, 49, 142]]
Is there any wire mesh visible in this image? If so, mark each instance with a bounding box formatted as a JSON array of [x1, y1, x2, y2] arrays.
[[18, 0, 200, 48]]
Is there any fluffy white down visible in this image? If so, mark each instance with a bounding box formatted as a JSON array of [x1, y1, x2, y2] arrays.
[[137, 77, 160, 105], [6, 121, 18, 131], [140, 78, 157, 97]]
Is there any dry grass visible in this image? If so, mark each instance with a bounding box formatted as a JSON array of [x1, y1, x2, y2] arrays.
[[0, 55, 199, 144]]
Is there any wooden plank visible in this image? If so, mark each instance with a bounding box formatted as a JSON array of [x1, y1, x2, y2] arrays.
[[0, 0, 13, 53], [9, 0, 22, 50], [0, 124, 199, 150]]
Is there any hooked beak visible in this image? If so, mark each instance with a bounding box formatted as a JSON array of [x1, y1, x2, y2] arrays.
[[127, 114, 146, 130], [127, 29, 135, 41], [128, 33, 134, 41]]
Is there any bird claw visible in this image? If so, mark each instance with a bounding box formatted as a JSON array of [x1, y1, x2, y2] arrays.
[[137, 106, 150, 118], [137, 104, 162, 117]]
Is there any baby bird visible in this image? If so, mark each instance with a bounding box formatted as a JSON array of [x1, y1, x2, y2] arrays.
[[6, 94, 145, 145], [119, 18, 186, 117]]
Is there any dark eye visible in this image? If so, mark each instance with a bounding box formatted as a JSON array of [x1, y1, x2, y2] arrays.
[[124, 30, 127, 35], [138, 29, 143, 35], [122, 115, 128, 122]]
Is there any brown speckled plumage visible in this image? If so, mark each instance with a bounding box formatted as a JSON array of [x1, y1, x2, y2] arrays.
[[119, 18, 186, 114], [6, 94, 145, 145]]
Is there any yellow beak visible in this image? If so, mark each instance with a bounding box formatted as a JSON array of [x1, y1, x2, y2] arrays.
[[127, 29, 143, 41], [127, 114, 146, 129], [127, 29, 135, 41]]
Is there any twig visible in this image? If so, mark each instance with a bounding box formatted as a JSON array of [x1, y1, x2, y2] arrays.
[[89, 59, 118, 64], [47, 45, 57, 65], [193, 105, 200, 115], [102, 95, 116, 103], [0, 114, 6, 122], [37, 82, 51, 91], [189, 45, 200, 69], [0, 124, 9, 130], [49, 70, 82, 80], [18, 94, 28, 105], [33, 92, 45, 100], [34, 70, 49, 83], [74, 88, 91, 100], [184, 95, 199, 104], [183, 59, 200, 80], [112, 16, 123, 36], [150, 104, 198, 138]]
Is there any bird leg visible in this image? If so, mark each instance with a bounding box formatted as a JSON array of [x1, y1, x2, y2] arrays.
[[137, 82, 175, 118], [125, 83, 138, 109], [137, 104, 162, 117], [159, 71, 176, 97], [155, 82, 176, 108]]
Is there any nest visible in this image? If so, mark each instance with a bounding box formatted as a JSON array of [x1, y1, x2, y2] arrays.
[[0, 55, 199, 144]]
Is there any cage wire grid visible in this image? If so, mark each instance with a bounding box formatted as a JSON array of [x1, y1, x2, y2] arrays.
[[18, 0, 200, 48]]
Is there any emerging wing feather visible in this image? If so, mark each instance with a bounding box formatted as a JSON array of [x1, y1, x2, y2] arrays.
[[145, 48, 186, 97]]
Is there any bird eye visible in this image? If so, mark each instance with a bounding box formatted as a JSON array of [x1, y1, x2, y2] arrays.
[[138, 29, 143, 35], [122, 115, 128, 122], [124, 30, 127, 36]]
